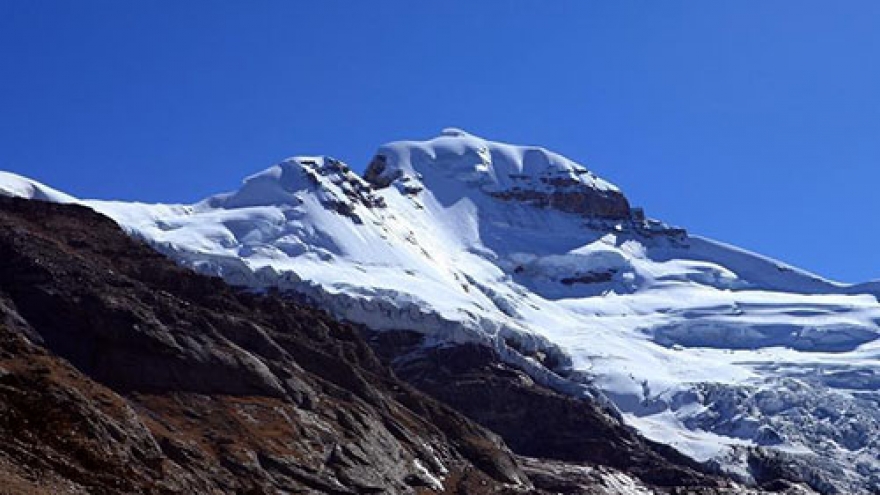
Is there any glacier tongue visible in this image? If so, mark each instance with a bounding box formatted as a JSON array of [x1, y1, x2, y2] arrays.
[[2, 129, 880, 492]]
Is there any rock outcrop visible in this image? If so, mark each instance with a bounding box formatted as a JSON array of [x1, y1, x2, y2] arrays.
[[370, 331, 818, 494], [486, 171, 632, 219]]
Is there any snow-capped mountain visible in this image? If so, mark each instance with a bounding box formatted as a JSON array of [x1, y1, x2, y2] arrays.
[[3, 128, 879, 492]]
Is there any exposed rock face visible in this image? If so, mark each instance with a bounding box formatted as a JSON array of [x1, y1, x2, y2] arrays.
[[369, 331, 815, 495], [370, 333, 711, 486], [208, 155, 386, 221], [363, 153, 398, 189], [487, 172, 632, 219], [303, 156, 388, 213], [0, 197, 525, 493]]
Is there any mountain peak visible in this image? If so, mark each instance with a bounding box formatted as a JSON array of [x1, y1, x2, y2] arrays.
[[365, 131, 632, 219]]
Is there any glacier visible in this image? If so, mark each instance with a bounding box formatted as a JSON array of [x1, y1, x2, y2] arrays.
[[3, 129, 880, 492]]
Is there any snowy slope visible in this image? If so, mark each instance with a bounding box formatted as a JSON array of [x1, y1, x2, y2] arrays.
[[0, 171, 77, 204], [3, 129, 880, 492]]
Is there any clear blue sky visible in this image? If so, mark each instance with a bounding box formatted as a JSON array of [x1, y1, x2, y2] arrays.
[[1, 2, 878, 282]]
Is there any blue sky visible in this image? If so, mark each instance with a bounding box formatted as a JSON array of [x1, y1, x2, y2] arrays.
[[1, 1, 878, 282]]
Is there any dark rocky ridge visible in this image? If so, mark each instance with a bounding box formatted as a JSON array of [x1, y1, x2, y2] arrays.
[[369, 332, 816, 494], [487, 177, 632, 220], [370, 337, 700, 482], [0, 197, 811, 494]]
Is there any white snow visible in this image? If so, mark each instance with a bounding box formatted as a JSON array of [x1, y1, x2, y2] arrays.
[[373, 128, 620, 195], [0, 171, 77, 204], [2, 129, 879, 492]]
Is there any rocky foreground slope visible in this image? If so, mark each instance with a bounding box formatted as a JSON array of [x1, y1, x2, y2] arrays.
[[0, 197, 814, 494], [0, 197, 523, 494]]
